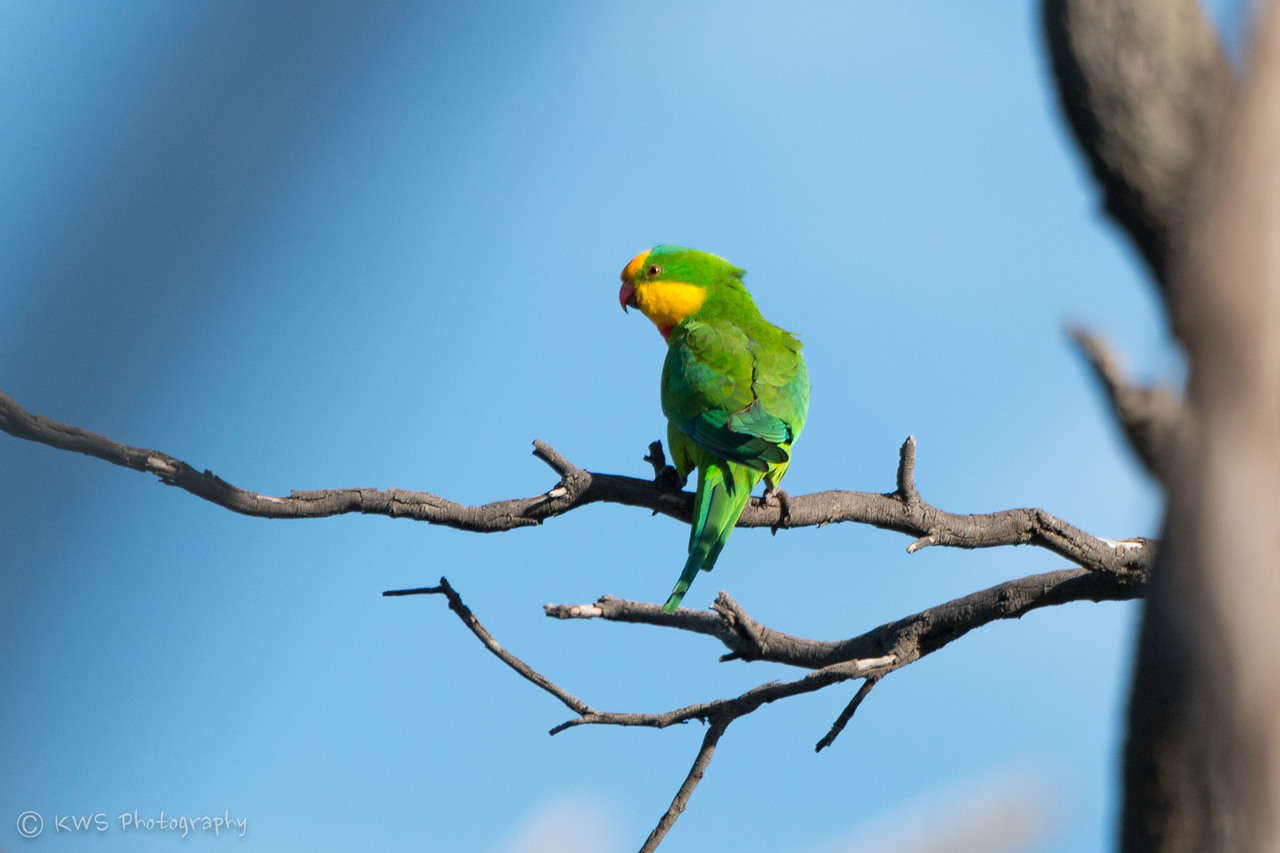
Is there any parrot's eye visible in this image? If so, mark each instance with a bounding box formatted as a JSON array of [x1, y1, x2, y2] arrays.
[[646, 265, 662, 278]]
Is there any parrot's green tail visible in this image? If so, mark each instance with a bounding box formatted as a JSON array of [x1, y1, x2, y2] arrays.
[[662, 463, 757, 613]]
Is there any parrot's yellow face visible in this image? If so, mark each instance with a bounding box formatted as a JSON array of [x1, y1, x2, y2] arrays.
[[619, 248, 707, 340]]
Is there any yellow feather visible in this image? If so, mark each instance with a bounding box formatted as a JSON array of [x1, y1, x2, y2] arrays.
[[623, 249, 651, 281], [633, 280, 707, 333]]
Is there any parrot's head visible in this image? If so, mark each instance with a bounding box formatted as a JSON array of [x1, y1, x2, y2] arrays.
[[618, 245, 746, 340]]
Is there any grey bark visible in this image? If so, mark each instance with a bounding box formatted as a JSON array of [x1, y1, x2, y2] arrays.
[[1044, 1, 1280, 849]]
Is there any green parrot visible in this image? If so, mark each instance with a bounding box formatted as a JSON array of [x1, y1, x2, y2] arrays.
[[618, 245, 809, 613]]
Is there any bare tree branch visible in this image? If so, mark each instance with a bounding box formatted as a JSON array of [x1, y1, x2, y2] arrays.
[[547, 568, 1146, 672], [399, 567, 1146, 848], [547, 652, 897, 735], [2, 384, 1151, 852], [383, 578, 595, 717], [639, 717, 729, 853], [0, 391, 1153, 578], [1042, 0, 1234, 283], [815, 676, 881, 753], [1069, 326, 1185, 483]]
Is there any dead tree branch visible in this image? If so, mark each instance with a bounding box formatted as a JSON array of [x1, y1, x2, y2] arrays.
[[393, 568, 1146, 849], [1042, 0, 1234, 284], [383, 579, 595, 717], [2, 360, 1155, 850], [639, 717, 729, 853], [0, 391, 1153, 578], [1069, 326, 1185, 482], [547, 568, 1145, 675], [815, 677, 880, 753], [546, 652, 897, 736]]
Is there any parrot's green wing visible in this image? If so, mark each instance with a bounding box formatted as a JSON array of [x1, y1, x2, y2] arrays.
[[750, 327, 810, 447], [658, 315, 809, 613], [661, 318, 805, 473]]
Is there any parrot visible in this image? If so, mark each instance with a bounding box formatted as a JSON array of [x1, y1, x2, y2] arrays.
[[618, 245, 809, 613]]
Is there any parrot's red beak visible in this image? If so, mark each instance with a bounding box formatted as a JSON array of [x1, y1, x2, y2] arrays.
[[619, 280, 635, 313]]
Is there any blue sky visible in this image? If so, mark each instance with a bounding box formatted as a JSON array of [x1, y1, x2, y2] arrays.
[[0, 2, 1246, 851]]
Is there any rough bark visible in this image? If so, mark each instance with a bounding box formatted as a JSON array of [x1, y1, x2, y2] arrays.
[[1045, 0, 1280, 849], [1130, 4, 1280, 848], [1042, 0, 1233, 284]]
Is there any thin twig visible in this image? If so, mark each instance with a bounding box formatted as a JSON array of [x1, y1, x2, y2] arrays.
[[895, 436, 920, 503], [639, 717, 730, 853], [815, 676, 881, 752], [644, 440, 668, 478], [549, 653, 897, 735], [1069, 326, 1184, 482], [710, 592, 774, 660], [384, 577, 595, 717]]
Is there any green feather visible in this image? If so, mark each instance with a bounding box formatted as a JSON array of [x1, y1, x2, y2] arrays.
[[662, 461, 759, 613]]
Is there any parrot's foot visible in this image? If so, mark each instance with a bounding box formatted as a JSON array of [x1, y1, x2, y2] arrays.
[[763, 486, 793, 536]]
